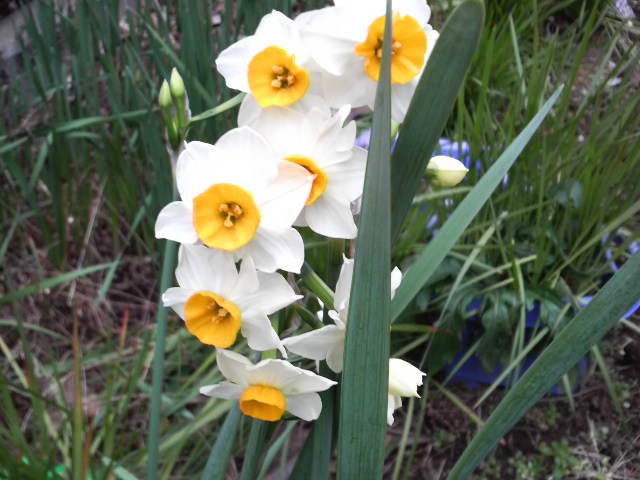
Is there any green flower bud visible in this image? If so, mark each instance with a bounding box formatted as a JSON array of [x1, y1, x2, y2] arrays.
[[159, 79, 172, 108], [169, 68, 185, 99]]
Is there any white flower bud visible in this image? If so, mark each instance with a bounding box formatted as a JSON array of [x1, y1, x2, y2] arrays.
[[426, 155, 469, 187]]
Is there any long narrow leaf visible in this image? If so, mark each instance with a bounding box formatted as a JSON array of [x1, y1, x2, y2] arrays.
[[390, 0, 485, 241], [447, 251, 640, 479], [336, 2, 392, 478], [146, 240, 178, 480], [200, 404, 242, 480], [391, 86, 563, 322]]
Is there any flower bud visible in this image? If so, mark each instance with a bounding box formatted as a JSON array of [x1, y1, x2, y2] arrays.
[[169, 68, 185, 99], [388, 358, 425, 397], [158, 79, 172, 108], [426, 155, 469, 187]]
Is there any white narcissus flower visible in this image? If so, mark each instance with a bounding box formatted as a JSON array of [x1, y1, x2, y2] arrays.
[[387, 358, 426, 425], [238, 96, 367, 239], [296, 0, 439, 123], [163, 244, 299, 354], [200, 349, 337, 422], [282, 256, 402, 373], [155, 127, 313, 273], [216, 10, 318, 109], [426, 155, 469, 187]]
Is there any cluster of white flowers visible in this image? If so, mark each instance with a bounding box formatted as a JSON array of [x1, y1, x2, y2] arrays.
[[154, 0, 460, 424]]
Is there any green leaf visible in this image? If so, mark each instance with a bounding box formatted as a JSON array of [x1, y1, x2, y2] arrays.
[[146, 240, 178, 480], [391, 86, 563, 323], [447, 251, 640, 479], [391, 0, 485, 241], [239, 419, 270, 480], [200, 404, 242, 480], [336, 2, 392, 478]]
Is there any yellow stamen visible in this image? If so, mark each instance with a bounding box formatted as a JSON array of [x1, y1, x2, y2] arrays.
[[184, 291, 242, 348], [239, 385, 286, 422], [354, 13, 427, 84], [247, 46, 310, 107], [284, 155, 327, 206], [193, 184, 261, 251]]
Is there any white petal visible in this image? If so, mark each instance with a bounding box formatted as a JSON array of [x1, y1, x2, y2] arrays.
[[176, 141, 219, 205], [391, 267, 402, 299], [155, 201, 198, 244], [323, 147, 367, 201], [387, 394, 401, 425], [162, 287, 193, 320], [321, 66, 369, 109], [285, 392, 323, 421], [241, 313, 286, 356], [237, 94, 263, 127], [228, 256, 260, 300], [240, 271, 300, 316], [258, 161, 313, 230], [297, 8, 360, 75], [215, 348, 253, 385], [302, 193, 357, 239], [213, 127, 279, 190], [388, 358, 425, 397], [245, 108, 310, 158], [282, 325, 344, 364], [334, 256, 355, 314], [254, 10, 308, 61], [279, 368, 337, 394], [326, 341, 345, 374], [241, 227, 304, 273], [328, 310, 346, 329], [200, 382, 245, 400], [215, 35, 255, 92], [245, 359, 302, 388], [390, 81, 417, 124], [175, 244, 237, 293]]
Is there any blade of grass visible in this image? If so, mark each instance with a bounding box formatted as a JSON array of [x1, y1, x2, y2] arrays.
[[391, 86, 563, 323], [336, 2, 392, 477], [72, 312, 84, 480], [390, 0, 485, 241], [447, 251, 640, 479], [0, 263, 113, 304]]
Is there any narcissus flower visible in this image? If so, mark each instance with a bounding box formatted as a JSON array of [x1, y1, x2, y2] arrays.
[[387, 358, 426, 425], [282, 256, 402, 372], [216, 10, 315, 108], [296, 0, 439, 122], [426, 155, 469, 187], [200, 349, 337, 422], [163, 244, 299, 353], [155, 127, 313, 273], [238, 97, 366, 239]]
